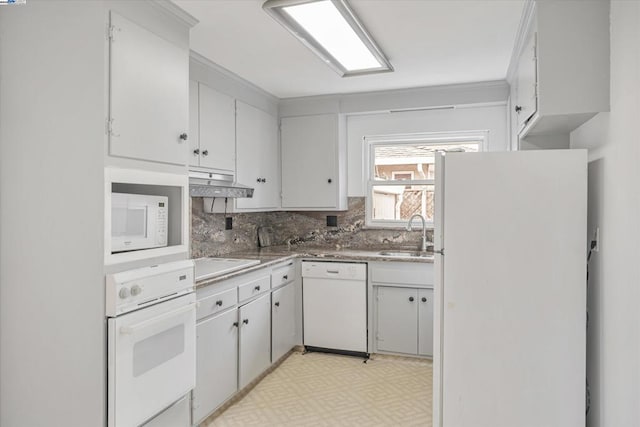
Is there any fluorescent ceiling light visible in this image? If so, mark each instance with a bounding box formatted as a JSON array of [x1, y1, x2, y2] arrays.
[[263, 0, 393, 77]]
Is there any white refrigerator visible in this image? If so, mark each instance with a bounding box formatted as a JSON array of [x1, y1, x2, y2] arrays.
[[432, 150, 587, 427]]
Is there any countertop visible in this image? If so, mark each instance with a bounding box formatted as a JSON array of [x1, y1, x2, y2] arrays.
[[195, 245, 433, 289]]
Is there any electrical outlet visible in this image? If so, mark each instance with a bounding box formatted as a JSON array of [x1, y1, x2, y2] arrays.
[[225, 217, 233, 230], [593, 227, 599, 252], [326, 215, 338, 227]]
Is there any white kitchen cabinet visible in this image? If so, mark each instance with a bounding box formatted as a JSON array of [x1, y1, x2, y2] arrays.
[[108, 12, 189, 165], [271, 282, 296, 362], [235, 101, 279, 210], [193, 308, 238, 425], [510, 0, 609, 148], [370, 261, 434, 357], [417, 288, 434, 356], [376, 287, 418, 355], [514, 29, 537, 130], [280, 114, 347, 210], [238, 293, 271, 389], [189, 82, 236, 172]]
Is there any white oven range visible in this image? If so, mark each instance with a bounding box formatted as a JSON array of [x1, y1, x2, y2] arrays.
[[106, 260, 196, 427]]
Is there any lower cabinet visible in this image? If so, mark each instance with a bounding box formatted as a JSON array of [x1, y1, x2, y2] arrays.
[[238, 293, 272, 389], [271, 282, 296, 362], [417, 288, 434, 356], [375, 286, 434, 357], [192, 308, 238, 425]]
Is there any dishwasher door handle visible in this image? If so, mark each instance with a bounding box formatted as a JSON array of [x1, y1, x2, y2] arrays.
[[326, 269, 340, 274]]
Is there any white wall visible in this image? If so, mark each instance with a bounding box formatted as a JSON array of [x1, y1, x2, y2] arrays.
[[0, 1, 106, 427], [570, 2, 640, 426], [347, 104, 508, 196]]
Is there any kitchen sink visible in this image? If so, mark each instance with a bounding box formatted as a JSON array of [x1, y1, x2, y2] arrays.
[[378, 251, 433, 258]]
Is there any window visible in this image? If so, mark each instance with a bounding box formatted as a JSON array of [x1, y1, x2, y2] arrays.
[[365, 132, 486, 228]]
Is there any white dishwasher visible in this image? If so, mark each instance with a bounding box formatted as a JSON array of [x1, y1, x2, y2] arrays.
[[302, 261, 368, 355]]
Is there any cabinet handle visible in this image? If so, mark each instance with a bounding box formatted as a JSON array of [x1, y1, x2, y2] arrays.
[[202, 149, 209, 156], [275, 302, 280, 307], [409, 296, 415, 302], [233, 322, 239, 327], [283, 275, 288, 280], [179, 133, 188, 141], [421, 297, 427, 303], [514, 105, 522, 113], [193, 149, 200, 155], [242, 319, 249, 325], [216, 300, 223, 306], [254, 285, 261, 291], [328, 178, 332, 183]]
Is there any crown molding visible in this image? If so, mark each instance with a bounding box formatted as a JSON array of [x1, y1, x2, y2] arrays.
[[148, 0, 199, 28], [506, 0, 536, 83]]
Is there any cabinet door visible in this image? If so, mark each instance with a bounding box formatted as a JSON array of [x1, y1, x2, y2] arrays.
[[376, 287, 418, 355], [109, 12, 188, 165], [192, 309, 238, 425], [198, 84, 236, 172], [238, 293, 271, 389], [272, 283, 296, 362], [189, 80, 200, 167], [281, 114, 338, 209], [516, 30, 537, 129], [418, 288, 434, 357], [236, 102, 279, 210]]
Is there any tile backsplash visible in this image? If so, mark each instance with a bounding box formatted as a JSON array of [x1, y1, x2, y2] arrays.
[[191, 197, 434, 258]]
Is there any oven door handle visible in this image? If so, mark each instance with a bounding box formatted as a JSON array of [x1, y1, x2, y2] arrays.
[[119, 303, 196, 335]]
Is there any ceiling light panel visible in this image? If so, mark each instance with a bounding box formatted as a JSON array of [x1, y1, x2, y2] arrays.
[[263, 0, 393, 77]]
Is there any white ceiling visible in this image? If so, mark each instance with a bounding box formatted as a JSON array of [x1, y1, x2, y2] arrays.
[[174, 0, 525, 99]]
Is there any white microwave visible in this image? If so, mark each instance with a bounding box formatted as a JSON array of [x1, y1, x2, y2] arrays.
[[111, 193, 168, 253]]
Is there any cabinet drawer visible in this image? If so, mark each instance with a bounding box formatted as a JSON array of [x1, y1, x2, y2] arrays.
[[197, 288, 237, 321], [271, 262, 295, 289], [238, 275, 271, 303]]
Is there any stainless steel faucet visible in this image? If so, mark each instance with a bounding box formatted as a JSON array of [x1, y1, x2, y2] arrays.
[[406, 214, 428, 252]]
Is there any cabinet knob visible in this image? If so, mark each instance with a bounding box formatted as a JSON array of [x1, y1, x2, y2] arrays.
[[409, 296, 415, 302], [283, 275, 288, 280], [242, 319, 249, 325], [328, 178, 332, 183], [179, 133, 188, 141], [233, 322, 239, 327], [216, 300, 223, 306], [514, 105, 522, 113], [193, 149, 200, 155], [421, 297, 427, 303], [254, 285, 261, 291], [261, 178, 266, 183], [256, 178, 261, 183], [202, 149, 209, 156], [275, 302, 280, 307]]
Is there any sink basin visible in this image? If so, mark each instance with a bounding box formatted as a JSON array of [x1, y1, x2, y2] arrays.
[[378, 251, 433, 258]]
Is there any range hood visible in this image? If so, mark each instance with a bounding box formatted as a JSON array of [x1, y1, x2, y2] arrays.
[[189, 170, 254, 198]]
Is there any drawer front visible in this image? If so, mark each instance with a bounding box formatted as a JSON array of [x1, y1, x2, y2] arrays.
[[238, 275, 271, 303], [271, 263, 295, 288], [197, 288, 237, 321]]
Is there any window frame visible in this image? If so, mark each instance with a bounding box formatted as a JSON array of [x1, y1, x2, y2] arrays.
[[364, 131, 488, 229]]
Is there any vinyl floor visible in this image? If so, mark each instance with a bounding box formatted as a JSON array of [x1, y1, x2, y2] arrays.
[[204, 351, 432, 427]]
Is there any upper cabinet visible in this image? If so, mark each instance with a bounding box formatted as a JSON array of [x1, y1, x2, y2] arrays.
[[108, 12, 189, 165], [510, 0, 609, 149], [189, 81, 236, 172], [235, 101, 280, 211], [280, 114, 347, 211]]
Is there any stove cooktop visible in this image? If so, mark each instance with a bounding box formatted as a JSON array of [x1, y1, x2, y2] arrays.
[[194, 257, 260, 282]]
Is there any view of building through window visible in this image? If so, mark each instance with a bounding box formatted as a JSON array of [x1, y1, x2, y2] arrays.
[[368, 140, 481, 226]]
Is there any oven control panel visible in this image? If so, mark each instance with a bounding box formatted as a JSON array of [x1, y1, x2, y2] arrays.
[[106, 259, 195, 317]]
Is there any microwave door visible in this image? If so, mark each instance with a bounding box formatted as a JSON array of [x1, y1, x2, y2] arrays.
[[112, 205, 149, 252]]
